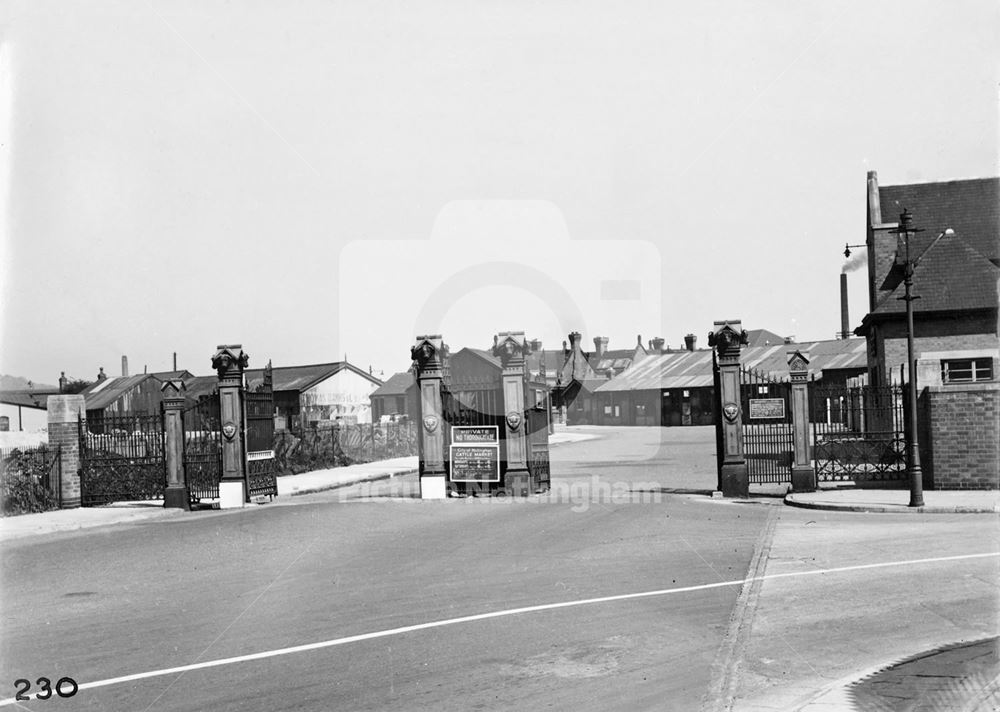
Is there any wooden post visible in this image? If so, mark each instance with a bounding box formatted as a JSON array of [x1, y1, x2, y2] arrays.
[[411, 335, 448, 499], [709, 320, 749, 497], [212, 344, 249, 509], [788, 350, 816, 493], [493, 331, 531, 496], [161, 379, 190, 509]]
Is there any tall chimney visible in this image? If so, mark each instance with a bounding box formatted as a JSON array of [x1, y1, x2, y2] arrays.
[[684, 334, 697, 351], [58, 371, 68, 393], [593, 336, 608, 359], [121, 355, 129, 377], [840, 272, 850, 339], [173, 352, 177, 371]]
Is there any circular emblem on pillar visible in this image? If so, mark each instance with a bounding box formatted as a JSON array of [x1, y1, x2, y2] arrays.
[[506, 411, 522, 431], [723, 404, 739, 423], [222, 423, 237, 440], [422, 414, 439, 434]]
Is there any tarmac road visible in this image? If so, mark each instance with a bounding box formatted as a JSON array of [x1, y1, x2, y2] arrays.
[[1, 426, 996, 710], [1, 427, 772, 711]]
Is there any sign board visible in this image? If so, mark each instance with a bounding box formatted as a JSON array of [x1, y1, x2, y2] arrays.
[[749, 398, 785, 419], [449, 426, 500, 482]]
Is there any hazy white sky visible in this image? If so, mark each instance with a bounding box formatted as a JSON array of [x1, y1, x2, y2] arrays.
[[2, 0, 997, 383]]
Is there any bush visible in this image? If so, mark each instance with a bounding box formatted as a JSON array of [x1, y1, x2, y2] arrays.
[[1, 447, 59, 516]]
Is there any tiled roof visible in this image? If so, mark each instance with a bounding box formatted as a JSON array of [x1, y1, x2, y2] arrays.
[[879, 177, 999, 263], [595, 338, 867, 392], [744, 329, 787, 347], [871, 233, 999, 316], [0, 390, 57, 409], [371, 371, 415, 397]]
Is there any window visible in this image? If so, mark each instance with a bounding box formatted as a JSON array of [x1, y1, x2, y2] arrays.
[[941, 358, 993, 384]]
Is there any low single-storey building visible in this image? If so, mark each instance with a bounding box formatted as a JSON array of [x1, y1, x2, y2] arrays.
[[245, 361, 383, 429], [592, 338, 868, 427]]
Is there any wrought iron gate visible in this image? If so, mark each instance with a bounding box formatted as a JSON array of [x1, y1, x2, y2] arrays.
[[441, 378, 506, 493], [244, 363, 278, 500], [740, 365, 793, 484], [526, 396, 551, 493], [183, 394, 221, 503], [811, 381, 906, 483], [79, 413, 167, 506]]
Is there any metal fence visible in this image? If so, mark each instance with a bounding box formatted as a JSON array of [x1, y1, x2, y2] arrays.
[[273, 421, 417, 476], [0, 445, 62, 514], [811, 381, 907, 483], [79, 414, 167, 506]]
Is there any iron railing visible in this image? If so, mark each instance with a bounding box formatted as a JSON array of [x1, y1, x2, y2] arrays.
[[811, 380, 907, 483], [79, 414, 166, 506]]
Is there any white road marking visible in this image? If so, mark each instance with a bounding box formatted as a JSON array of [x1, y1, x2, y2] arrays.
[[2, 551, 996, 706]]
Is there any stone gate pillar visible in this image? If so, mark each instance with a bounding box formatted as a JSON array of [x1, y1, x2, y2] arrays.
[[493, 331, 531, 496], [46, 395, 85, 508], [161, 379, 190, 510], [709, 320, 749, 498], [213, 344, 248, 509], [411, 335, 448, 499], [788, 350, 816, 493]]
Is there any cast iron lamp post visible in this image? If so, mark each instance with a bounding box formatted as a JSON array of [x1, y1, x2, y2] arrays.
[[890, 210, 954, 507]]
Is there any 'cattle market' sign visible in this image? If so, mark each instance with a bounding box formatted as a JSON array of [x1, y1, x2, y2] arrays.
[[749, 398, 785, 419], [450, 426, 500, 482]]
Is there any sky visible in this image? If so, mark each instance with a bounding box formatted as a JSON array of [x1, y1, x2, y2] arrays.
[[2, 0, 998, 384]]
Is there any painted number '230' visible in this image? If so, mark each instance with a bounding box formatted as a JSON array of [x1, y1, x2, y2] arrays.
[[14, 677, 78, 700]]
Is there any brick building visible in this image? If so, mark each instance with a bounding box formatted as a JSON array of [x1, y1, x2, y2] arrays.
[[857, 171, 999, 489]]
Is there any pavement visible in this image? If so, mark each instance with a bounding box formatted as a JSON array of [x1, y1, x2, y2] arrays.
[[786, 486, 1000, 514], [2, 426, 997, 710]]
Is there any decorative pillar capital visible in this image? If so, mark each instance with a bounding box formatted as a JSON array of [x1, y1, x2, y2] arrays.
[[708, 320, 748, 362], [212, 344, 249, 386], [492, 331, 529, 370], [160, 379, 187, 408], [787, 350, 810, 384], [411, 335, 448, 376]]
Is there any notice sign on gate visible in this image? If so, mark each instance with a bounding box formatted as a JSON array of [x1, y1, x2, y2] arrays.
[[749, 398, 785, 419], [450, 426, 500, 482]]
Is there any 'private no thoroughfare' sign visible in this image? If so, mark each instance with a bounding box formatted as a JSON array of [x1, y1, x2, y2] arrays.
[[450, 426, 500, 482]]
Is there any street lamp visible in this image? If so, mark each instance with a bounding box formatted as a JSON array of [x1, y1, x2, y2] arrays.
[[843, 243, 865, 258], [890, 209, 954, 507]]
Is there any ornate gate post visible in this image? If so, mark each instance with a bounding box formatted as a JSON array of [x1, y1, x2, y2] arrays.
[[494, 331, 531, 496], [709, 320, 749, 497], [161, 379, 190, 510], [213, 344, 248, 509], [412, 335, 448, 499], [787, 350, 816, 493]]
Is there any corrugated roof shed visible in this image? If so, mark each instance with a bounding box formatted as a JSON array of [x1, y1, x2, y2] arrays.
[[244, 362, 382, 392], [80, 375, 155, 411], [595, 339, 867, 392]]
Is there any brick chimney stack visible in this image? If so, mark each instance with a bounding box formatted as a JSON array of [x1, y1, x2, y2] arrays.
[[58, 372, 68, 393], [684, 334, 697, 351], [530, 339, 542, 352], [568, 332, 582, 350], [121, 355, 129, 377], [840, 272, 850, 339], [97, 367, 107, 382], [650, 337, 665, 353], [593, 336, 608, 359]]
